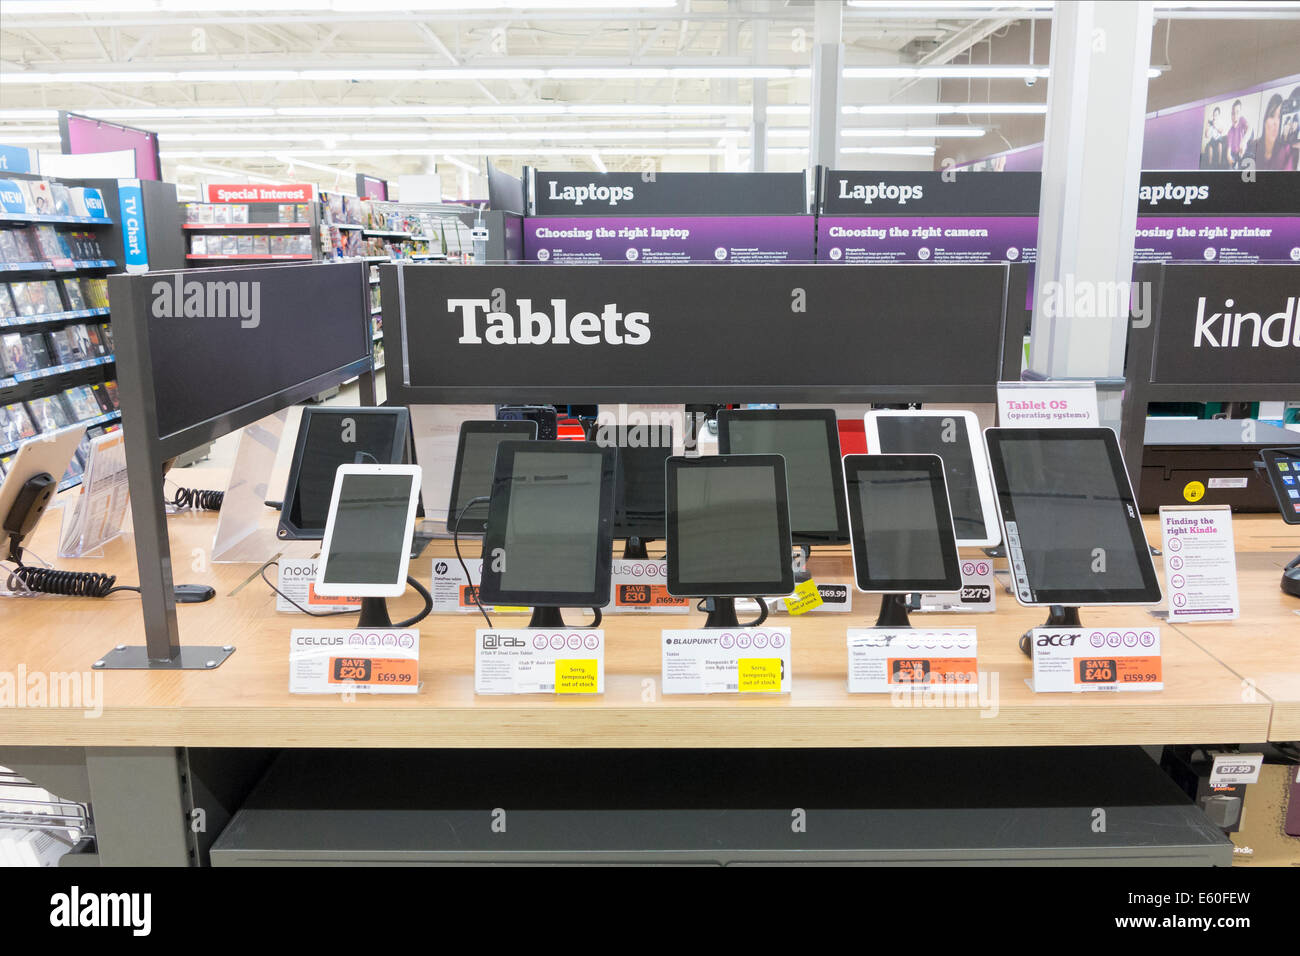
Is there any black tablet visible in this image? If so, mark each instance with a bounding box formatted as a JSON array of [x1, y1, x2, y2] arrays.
[[278, 407, 410, 541], [477, 441, 616, 608], [984, 427, 1163, 607], [1260, 447, 1300, 525], [865, 409, 1001, 548], [665, 454, 794, 598], [842, 454, 962, 594], [596, 423, 673, 541], [446, 419, 537, 534], [717, 408, 848, 544]]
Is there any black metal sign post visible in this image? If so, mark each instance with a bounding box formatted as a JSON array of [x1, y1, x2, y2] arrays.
[[99, 261, 373, 670]]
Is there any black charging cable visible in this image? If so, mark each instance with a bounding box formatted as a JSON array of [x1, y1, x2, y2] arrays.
[[4, 535, 140, 598], [259, 559, 433, 628], [694, 597, 769, 628], [167, 483, 224, 511], [453, 495, 494, 629]]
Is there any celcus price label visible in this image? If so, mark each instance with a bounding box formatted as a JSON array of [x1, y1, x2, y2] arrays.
[[276, 559, 360, 613], [607, 559, 690, 613], [917, 558, 996, 613], [661, 628, 792, 694], [1029, 626, 1162, 693], [474, 629, 605, 695], [289, 628, 420, 694]]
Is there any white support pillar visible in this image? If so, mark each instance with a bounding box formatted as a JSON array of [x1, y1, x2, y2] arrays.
[[810, 0, 843, 171], [751, 0, 769, 172], [1030, 1, 1154, 379]]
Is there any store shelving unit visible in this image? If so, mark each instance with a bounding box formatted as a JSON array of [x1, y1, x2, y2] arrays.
[[181, 196, 321, 264]]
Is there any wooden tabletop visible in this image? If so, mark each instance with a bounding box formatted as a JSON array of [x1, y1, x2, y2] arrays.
[[0, 488, 1295, 749]]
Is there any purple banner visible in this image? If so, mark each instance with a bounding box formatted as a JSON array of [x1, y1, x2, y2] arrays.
[[1134, 216, 1300, 263], [523, 215, 815, 263], [817, 215, 1038, 263]]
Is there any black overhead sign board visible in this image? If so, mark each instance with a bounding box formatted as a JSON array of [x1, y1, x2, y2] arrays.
[[528, 170, 809, 216], [384, 262, 1009, 405], [817, 169, 1042, 216]]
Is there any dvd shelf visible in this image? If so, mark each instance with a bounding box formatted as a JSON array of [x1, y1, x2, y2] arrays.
[[0, 172, 168, 491], [182, 200, 320, 262]]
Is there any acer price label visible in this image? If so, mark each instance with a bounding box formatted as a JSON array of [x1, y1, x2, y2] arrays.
[[847, 628, 978, 694], [289, 628, 419, 694], [1029, 626, 1162, 693], [474, 629, 604, 695], [661, 627, 792, 695], [276, 559, 360, 614]]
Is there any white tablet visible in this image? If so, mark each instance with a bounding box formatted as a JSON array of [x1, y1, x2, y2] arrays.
[[0, 425, 86, 536], [315, 463, 422, 598], [865, 409, 1001, 548]]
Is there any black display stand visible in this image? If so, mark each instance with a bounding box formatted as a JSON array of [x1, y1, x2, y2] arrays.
[[357, 597, 393, 628], [1019, 605, 1082, 658], [875, 593, 913, 629], [621, 537, 650, 560], [528, 606, 566, 628], [702, 597, 741, 630]]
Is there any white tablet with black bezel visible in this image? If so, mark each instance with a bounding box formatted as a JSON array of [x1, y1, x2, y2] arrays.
[[983, 427, 1162, 608], [314, 463, 422, 598], [865, 409, 1000, 548], [842, 453, 962, 595]]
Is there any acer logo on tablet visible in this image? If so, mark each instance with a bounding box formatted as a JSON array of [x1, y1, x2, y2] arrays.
[[1193, 296, 1300, 349], [151, 276, 261, 329], [450, 297, 650, 345]]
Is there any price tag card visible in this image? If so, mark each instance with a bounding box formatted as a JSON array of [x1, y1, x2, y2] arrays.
[[1029, 626, 1162, 693], [773, 579, 853, 615], [847, 629, 978, 694], [289, 628, 419, 694], [996, 380, 1099, 428], [1209, 753, 1263, 787], [917, 558, 996, 613], [474, 629, 604, 695], [1159, 505, 1240, 622], [606, 559, 691, 614], [430, 558, 529, 614], [276, 559, 361, 614], [661, 628, 792, 695]]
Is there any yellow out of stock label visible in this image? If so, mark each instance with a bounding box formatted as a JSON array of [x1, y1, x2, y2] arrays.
[[738, 658, 782, 692], [555, 659, 598, 694], [1182, 480, 1206, 503], [783, 579, 824, 616]]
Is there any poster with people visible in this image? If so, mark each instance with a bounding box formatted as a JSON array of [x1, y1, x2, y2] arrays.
[[1244, 81, 1299, 171], [1200, 92, 1261, 169]]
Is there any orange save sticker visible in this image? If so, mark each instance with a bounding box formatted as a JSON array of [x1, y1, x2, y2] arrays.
[[1074, 656, 1162, 684], [307, 583, 361, 606], [327, 657, 418, 686], [887, 657, 978, 685]]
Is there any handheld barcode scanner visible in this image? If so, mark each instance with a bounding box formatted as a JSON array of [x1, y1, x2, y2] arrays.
[[4, 473, 56, 562]]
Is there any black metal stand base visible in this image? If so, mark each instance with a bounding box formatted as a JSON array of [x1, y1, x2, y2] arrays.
[[702, 597, 740, 629], [1019, 605, 1081, 657], [1282, 561, 1300, 598], [92, 644, 236, 670], [358, 597, 393, 628], [621, 537, 650, 560], [528, 606, 566, 628], [874, 593, 913, 629]]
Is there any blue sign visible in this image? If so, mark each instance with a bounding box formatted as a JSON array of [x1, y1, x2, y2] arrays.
[[0, 146, 34, 175], [117, 179, 148, 273], [0, 178, 27, 214]]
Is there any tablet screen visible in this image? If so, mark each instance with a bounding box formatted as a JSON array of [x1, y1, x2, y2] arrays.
[[843, 454, 961, 593], [871, 413, 998, 546], [321, 472, 416, 587], [447, 420, 536, 532], [666, 455, 793, 597], [601, 424, 672, 540], [1262, 448, 1300, 525], [985, 428, 1161, 605], [718, 410, 847, 543]]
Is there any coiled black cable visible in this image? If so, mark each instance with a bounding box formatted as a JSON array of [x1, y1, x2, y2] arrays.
[[7, 563, 139, 598], [168, 485, 224, 511]]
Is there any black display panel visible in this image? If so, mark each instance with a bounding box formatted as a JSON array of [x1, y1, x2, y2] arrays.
[[718, 408, 848, 544], [446, 419, 537, 533], [665, 454, 794, 598], [117, 262, 372, 448], [596, 423, 673, 541], [1260, 447, 1300, 525], [984, 428, 1162, 606], [478, 441, 616, 608], [390, 263, 1009, 405], [321, 473, 416, 586], [530, 170, 807, 216], [278, 407, 409, 541], [843, 454, 961, 594]]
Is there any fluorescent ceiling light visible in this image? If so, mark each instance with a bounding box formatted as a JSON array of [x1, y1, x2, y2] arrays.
[[842, 146, 937, 156], [0, 104, 766, 120], [2, 0, 678, 11], [840, 126, 987, 137], [844, 103, 1047, 115], [844, 65, 1049, 79], [0, 66, 806, 85], [174, 163, 288, 185], [161, 147, 728, 159], [590, 153, 607, 174], [276, 155, 351, 174], [848, 1, 1052, 8], [441, 155, 479, 174]]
